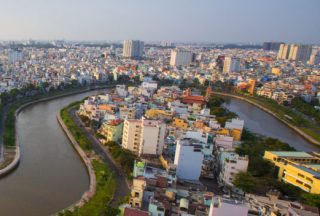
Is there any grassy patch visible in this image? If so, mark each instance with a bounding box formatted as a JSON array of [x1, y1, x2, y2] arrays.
[[58, 160, 118, 216], [60, 103, 92, 150], [58, 102, 120, 216], [105, 141, 136, 179], [3, 106, 17, 147]]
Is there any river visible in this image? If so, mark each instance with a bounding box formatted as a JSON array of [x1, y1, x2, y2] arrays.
[[0, 90, 105, 216], [223, 97, 319, 152]]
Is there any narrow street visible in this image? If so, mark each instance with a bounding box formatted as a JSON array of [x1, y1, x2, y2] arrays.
[[69, 109, 130, 206]]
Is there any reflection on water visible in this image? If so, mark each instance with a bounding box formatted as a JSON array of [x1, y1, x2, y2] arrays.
[[0, 90, 105, 216], [223, 97, 319, 152]]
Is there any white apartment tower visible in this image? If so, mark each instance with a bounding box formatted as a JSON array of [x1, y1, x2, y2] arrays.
[[223, 57, 240, 73], [174, 139, 204, 180], [122, 118, 166, 156], [123, 40, 144, 58], [278, 43, 312, 62], [277, 44, 290, 60], [8, 49, 24, 63], [170, 49, 193, 66]]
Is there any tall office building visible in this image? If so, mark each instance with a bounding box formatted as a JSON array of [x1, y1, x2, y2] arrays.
[[223, 57, 240, 73], [170, 49, 193, 66], [122, 40, 144, 58]]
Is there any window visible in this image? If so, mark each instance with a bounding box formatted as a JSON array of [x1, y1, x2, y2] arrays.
[[306, 177, 313, 183], [298, 173, 305, 178], [296, 180, 303, 185]]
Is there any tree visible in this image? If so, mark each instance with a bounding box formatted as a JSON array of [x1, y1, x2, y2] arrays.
[[302, 194, 320, 208], [233, 172, 256, 193]]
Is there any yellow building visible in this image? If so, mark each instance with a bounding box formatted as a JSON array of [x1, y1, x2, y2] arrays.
[[145, 109, 173, 120], [216, 128, 230, 136], [264, 151, 320, 194], [230, 128, 242, 141], [172, 118, 189, 130], [272, 67, 282, 76], [248, 79, 256, 95], [130, 177, 146, 208]]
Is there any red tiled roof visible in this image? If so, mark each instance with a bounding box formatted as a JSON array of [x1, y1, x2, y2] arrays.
[[124, 208, 150, 216], [156, 176, 168, 188], [182, 95, 206, 104]]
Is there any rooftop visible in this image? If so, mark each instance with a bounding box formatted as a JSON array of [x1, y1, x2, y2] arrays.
[[268, 151, 314, 158]]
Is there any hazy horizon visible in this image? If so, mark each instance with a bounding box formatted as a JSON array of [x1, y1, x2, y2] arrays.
[[0, 0, 319, 44]]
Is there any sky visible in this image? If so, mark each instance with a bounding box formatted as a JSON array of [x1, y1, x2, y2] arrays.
[[0, 0, 319, 43]]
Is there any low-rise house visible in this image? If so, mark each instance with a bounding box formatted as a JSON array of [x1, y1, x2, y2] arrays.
[[98, 119, 124, 143], [219, 151, 249, 187]]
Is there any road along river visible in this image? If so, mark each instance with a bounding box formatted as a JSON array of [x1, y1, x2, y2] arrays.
[[0, 89, 105, 216]]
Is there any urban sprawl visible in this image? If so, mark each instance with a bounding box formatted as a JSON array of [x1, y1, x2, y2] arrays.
[[1, 40, 320, 216]]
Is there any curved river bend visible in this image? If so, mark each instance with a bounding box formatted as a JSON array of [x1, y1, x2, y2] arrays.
[[0, 90, 318, 215], [223, 97, 319, 152], [0, 90, 104, 216]]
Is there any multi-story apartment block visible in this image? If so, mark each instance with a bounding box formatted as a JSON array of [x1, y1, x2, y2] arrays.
[[174, 139, 204, 181], [123, 40, 144, 58], [264, 151, 320, 194], [170, 49, 193, 66], [223, 57, 240, 73], [98, 119, 124, 143], [219, 152, 249, 187], [122, 118, 166, 156]]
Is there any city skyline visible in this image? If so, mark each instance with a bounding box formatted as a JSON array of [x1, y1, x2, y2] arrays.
[[0, 0, 319, 43]]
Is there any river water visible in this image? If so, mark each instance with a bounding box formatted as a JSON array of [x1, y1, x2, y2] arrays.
[[223, 97, 319, 152], [0, 90, 104, 216], [0, 90, 319, 215]]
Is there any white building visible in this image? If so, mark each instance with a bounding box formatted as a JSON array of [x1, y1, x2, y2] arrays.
[[8, 49, 24, 63], [170, 49, 193, 66], [141, 81, 158, 90], [116, 85, 128, 97], [174, 139, 204, 181], [223, 57, 240, 73], [225, 118, 245, 131], [122, 118, 166, 156], [182, 130, 208, 144], [123, 40, 144, 58], [209, 197, 249, 216], [215, 135, 234, 150], [219, 152, 249, 187], [140, 119, 166, 155]]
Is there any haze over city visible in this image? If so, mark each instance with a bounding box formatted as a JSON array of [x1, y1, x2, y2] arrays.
[[0, 0, 319, 43]]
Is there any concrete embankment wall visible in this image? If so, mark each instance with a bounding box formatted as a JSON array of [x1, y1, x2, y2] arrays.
[[0, 85, 114, 177], [212, 91, 320, 147], [56, 113, 96, 211]]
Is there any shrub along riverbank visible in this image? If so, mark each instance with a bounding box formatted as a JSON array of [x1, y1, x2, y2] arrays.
[[59, 102, 119, 216], [104, 141, 136, 179], [3, 106, 16, 147]]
